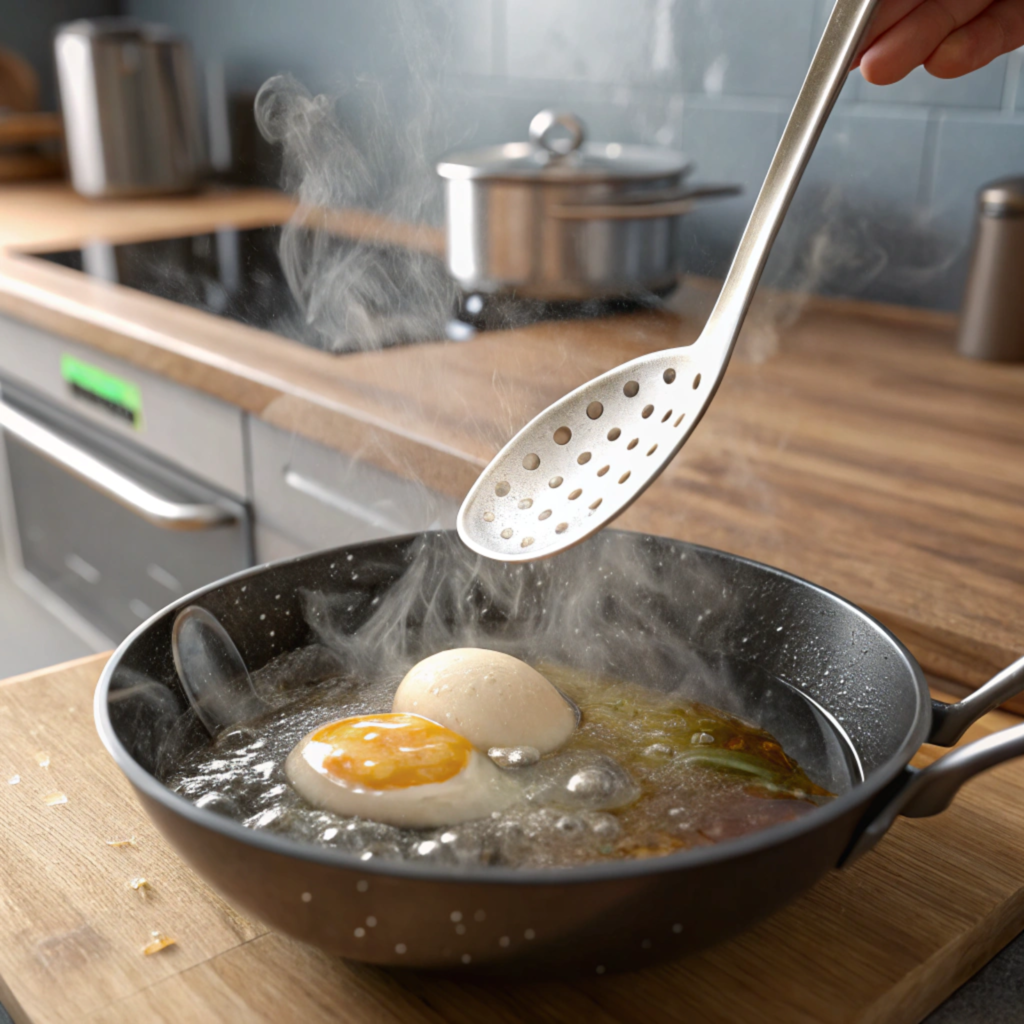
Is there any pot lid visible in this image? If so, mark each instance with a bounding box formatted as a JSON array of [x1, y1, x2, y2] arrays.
[[436, 110, 690, 184], [980, 176, 1024, 217]]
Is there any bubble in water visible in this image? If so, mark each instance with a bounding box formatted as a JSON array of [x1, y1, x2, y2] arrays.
[[488, 745, 541, 769]]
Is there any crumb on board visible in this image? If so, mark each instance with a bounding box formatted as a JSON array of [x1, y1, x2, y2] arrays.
[[128, 877, 151, 893], [106, 837, 136, 847], [143, 932, 176, 956], [35, 751, 50, 768], [7, 775, 19, 785], [43, 792, 67, 806]]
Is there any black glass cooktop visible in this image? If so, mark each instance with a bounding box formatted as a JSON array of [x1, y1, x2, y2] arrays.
[[34, 225, 457, 354], [33, 224, 668, 353]]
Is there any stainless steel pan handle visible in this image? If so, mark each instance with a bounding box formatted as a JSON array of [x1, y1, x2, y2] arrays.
[[843, 654, 1024, 865], [0, 399, 237, 531], [551, 185, 742, 221]]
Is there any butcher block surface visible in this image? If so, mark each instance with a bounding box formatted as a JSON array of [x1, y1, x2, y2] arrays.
[[2, 654, 1024, 1024]]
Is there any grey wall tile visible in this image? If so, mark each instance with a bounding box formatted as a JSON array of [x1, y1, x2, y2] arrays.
[[504, 0, 674, 86], [676, 0, 817, 99], [856, 58, 1009, 110], [799, 106, 930, 206], [674, 98, 785, 276]]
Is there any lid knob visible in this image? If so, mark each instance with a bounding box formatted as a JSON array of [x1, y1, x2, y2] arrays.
[[529, 110, 585, 157]]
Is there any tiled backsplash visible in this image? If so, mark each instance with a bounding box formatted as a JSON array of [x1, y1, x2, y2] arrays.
[[125, 0, 1024, 311]]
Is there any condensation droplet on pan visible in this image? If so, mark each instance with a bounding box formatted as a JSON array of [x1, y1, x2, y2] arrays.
[[553, 426, 572, 445], [623, 381, 639, 398], [627, 438, 638, 450], [663, 368, 676, 383], [641, 404, 654, 419], [522, 453, 541, 471], [577, 452, 592, 465], [356, 880, 369, 892], [461, 953, 472, 964], [538, 509, 552, 520], [518, 498, 533, 509], [524, 929, 536, 940], [501, 528, 513, 539], [586, 401, 604, 419], [568, 489, 582, 500], [549, 476, 563, 488], [483, 511, 494, 522], [301, 892, 312, 903], [395, 943, 407, 954], [499, 936, 511, 947], [607, 427, 621, 441], [354, 927, 366, 938], [495, 481, 510, 497]]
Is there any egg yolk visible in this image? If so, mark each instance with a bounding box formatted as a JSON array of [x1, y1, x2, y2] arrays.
[[309, 713, 473, 790]]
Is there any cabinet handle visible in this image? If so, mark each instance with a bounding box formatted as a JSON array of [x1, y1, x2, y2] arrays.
[[0, 399, 237, 531]]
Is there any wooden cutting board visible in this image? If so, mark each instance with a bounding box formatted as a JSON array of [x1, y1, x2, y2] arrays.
[[2, 654, 1024, 1024]]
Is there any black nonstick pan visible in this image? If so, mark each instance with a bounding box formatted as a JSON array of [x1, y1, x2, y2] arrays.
[[94, 530, 1024, 974]]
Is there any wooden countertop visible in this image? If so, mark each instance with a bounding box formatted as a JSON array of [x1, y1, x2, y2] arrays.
[[0, 183, 1021, 694], [4, 655, 1024, 1024]]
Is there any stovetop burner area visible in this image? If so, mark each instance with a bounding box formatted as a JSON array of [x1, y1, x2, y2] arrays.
[[31, 224, 672, 354]]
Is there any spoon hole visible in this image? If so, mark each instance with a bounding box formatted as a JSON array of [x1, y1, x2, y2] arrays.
[[597, 465, 610, 477], [555, 523, 569, 533], [619, 471, 631, 484], [589, 498, 602, 510], [538, 509, 552, 520], [553, 426, 572, 445], [483, 511, 494, 522], [623, 381, 639, 398], [501, 528, 513, 539], [627, 438, 638, 450], [663, 368, 676, 384], [522, 453, 540, 470], [661, 409, 672, 423], [586, 401, 604, 420], [674, 412, 685, 427], [647, 444, 658, 456], [568, 488, 582, 500], [577, 452, 592, 465], [495, 481, 510, 496], [692, 373, 702, 389], [641, 404, 654, 419], [549, 476, 563, 488], [607, 427, 621, 441]]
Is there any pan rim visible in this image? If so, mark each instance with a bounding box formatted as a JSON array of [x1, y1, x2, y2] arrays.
[[94, 530, 932, 887]]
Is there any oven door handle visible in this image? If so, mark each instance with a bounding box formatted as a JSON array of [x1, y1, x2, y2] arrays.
[[0, 399, 237, 531]]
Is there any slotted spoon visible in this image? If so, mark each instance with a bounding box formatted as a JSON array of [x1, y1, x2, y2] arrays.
[[458, 0, 880, 563]]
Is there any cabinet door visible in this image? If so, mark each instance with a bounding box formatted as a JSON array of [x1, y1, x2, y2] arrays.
[[248, 417, 458, 559]]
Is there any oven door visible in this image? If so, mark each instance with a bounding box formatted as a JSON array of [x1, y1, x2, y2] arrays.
[[0, 382, 251, 645]]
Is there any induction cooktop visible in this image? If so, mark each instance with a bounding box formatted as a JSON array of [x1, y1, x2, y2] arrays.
[[31, 224, 666, 353]]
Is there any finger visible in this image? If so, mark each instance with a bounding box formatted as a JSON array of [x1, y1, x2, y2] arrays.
[[926, 0, 1024, 76], [852, 0, 927, 67], [859, 0, 992, 83]]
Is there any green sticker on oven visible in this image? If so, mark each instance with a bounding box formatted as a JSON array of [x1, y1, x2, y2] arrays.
[[60, 355, 142, 428]]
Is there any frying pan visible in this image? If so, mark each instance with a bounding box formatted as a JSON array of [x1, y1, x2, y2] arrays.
[[94, 530, 1024, 974]]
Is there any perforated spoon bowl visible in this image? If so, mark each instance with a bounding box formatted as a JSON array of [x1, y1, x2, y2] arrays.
[[458, 0, 879, 563]]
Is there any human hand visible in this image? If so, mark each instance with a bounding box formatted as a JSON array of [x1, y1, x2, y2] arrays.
[[855, 0, 1024, 83]]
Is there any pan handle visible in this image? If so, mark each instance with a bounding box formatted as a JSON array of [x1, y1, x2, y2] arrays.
[[841, 654, 1024, 866]]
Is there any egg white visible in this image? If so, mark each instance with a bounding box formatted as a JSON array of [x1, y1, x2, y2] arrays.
[[393, 648, 577, 754], [284, 720, 519, 829]]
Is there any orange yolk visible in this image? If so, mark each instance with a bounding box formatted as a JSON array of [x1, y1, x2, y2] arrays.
[[311, 713, 473, 790]]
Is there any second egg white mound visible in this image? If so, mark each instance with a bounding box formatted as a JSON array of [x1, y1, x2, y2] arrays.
[[393, 648, 577, 754]]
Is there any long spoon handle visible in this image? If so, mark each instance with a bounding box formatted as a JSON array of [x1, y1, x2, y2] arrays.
[[700, 0, 881, 360]]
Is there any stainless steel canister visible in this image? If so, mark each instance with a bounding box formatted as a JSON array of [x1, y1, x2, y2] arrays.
[[54, 18, 205, 198], [957, 177, 1024, 362], [437, 110, 737, 300]]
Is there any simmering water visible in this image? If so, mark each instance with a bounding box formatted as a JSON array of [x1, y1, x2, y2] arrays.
[[164, 644, 858, 870]]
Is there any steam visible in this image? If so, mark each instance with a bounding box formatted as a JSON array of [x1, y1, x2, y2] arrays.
[[254, 0, 458, 353]]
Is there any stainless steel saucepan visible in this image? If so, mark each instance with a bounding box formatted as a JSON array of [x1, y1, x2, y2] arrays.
[[437, 110, 738, 301]]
